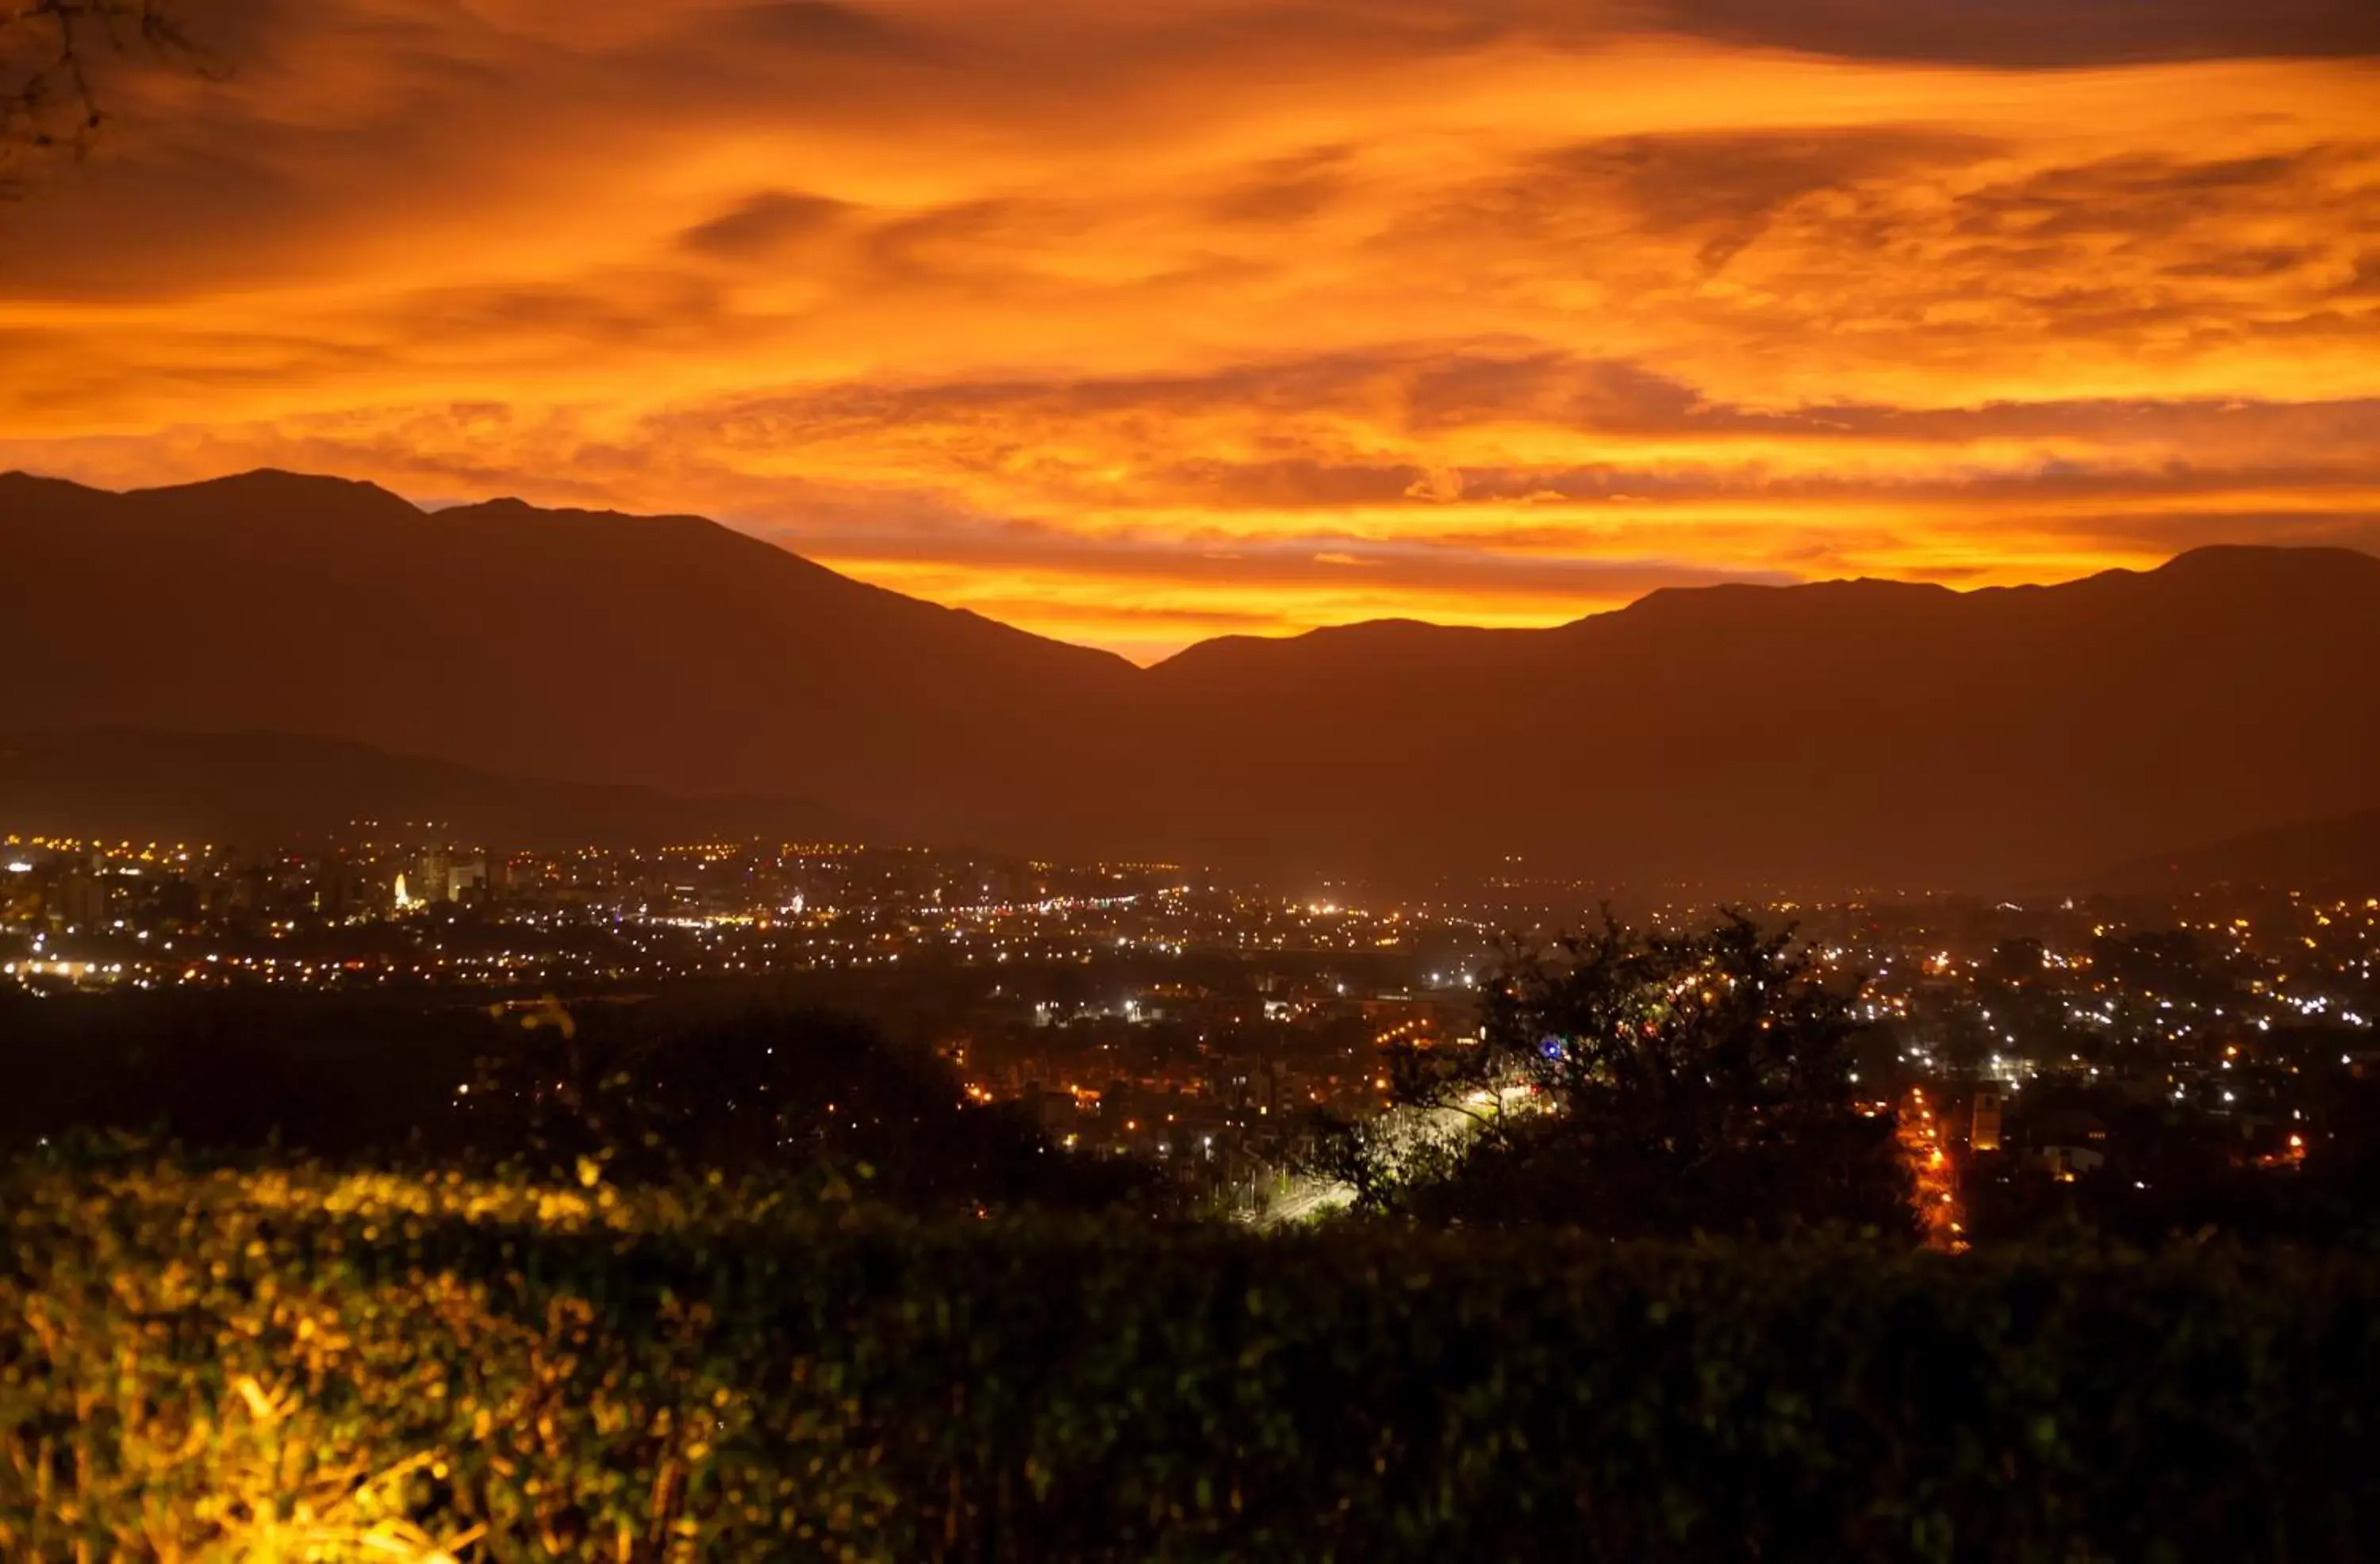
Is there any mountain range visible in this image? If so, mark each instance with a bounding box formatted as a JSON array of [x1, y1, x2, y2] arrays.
[[6, 468, 2378, 891], [2099, 808, 2380, 895]]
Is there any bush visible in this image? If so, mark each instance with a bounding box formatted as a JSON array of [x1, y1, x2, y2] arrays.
[[0, 999, 1153, 1217], [1312, 914, 1910, 1238], [5, 1152, 2377, 1561]]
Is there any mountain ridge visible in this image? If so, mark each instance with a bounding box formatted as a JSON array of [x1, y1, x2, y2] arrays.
[[2098, 806, 2380, 895], [8, 467, 2376, 891], [16, 466, 2375, 657]]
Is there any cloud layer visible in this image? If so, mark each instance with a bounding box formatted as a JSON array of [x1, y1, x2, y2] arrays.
[[2, 0, 2375, 656]]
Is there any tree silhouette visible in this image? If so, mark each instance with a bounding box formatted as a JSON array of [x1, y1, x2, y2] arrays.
[[1309, 912, 1914, 1238], [454, 1004, 1161, 1215], [3, 1, 205, 184]]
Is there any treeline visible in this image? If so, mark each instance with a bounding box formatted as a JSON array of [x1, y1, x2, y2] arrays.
[[0, 987, 1150, 1215]]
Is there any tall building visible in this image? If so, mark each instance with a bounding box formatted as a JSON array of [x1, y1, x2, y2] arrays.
[[416, 849, 451, 904], [317, 857, 378, 918], [55, 870, 109, 931], [493, 853, 539, 899], [448, 853, 487, 903], [1971, 1091, 2005, 1154]]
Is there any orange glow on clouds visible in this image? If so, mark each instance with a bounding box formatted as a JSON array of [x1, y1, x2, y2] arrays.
[[1, 0, 2375, 657]]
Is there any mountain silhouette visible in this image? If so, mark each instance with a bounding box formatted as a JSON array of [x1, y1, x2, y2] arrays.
[[1135, 546, 2380, 889], [0, 470, 1134, 848], [7, 469, 2377, 891], [2098, 807, 2380, 895], [0, 728, 855, 849]]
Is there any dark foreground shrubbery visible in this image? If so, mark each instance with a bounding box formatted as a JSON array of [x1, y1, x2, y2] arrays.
[[1309, 916, 1914, 1240], [6, 1152, 2378, 1562], [0, 994, 1157, 1217]]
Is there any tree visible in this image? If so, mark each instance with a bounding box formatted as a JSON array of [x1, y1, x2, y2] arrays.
[[3, 1, 205, 184], [454, 1004, 1161, 1215], [1307, 912, 1914, 1239]]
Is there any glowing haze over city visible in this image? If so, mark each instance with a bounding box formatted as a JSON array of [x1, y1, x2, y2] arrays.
[[3, 0, 2376, 659]]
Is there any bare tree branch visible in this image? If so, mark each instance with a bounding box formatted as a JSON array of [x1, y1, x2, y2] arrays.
[[2, 1, 212, 190]]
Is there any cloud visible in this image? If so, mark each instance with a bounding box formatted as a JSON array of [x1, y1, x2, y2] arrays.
[[1495, 126, 2003, 270], [1205, 145, 1356, 224], [680, 190, 852, 258], [1653, 0, 2380, 67], [716, 2, 922, 56], [0, 0, 2374, 654]]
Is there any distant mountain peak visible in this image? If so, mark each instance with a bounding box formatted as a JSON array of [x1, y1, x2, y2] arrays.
[[143, 467, 417, 505], [0, 470, 96, 500], [88, 468, 431, 526], [2151, 542, 2380, 578], [1597, 573, 1956, 631]]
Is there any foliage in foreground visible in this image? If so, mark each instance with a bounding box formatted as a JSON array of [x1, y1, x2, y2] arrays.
[[6, 1152, 2378, 1562], [0, 997, 1156, 1217], [1309, 914, 1912, 1238]]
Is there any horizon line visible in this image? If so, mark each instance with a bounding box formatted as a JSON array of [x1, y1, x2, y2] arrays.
[[12, 463, 2379, 669]]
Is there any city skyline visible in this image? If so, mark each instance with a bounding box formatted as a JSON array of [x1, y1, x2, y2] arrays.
[[3, 0, 2376, 658]]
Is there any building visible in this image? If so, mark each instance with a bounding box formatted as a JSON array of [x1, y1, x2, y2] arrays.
[[1971, 1090, 2004, 1154], [448, 853, 487, 902], [2027, 1109, 2109, 1179], [54, 869, 110, 931], [416, 849, 452, 904]]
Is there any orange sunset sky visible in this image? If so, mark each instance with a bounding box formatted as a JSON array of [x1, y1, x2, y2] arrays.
[[3, 0, 2377, 660]]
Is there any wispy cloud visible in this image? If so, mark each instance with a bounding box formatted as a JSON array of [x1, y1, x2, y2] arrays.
[[1, 0, 2374, 654]]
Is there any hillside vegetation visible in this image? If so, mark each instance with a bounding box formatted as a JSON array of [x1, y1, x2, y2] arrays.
[[6, 1152, 2377, 1562]]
